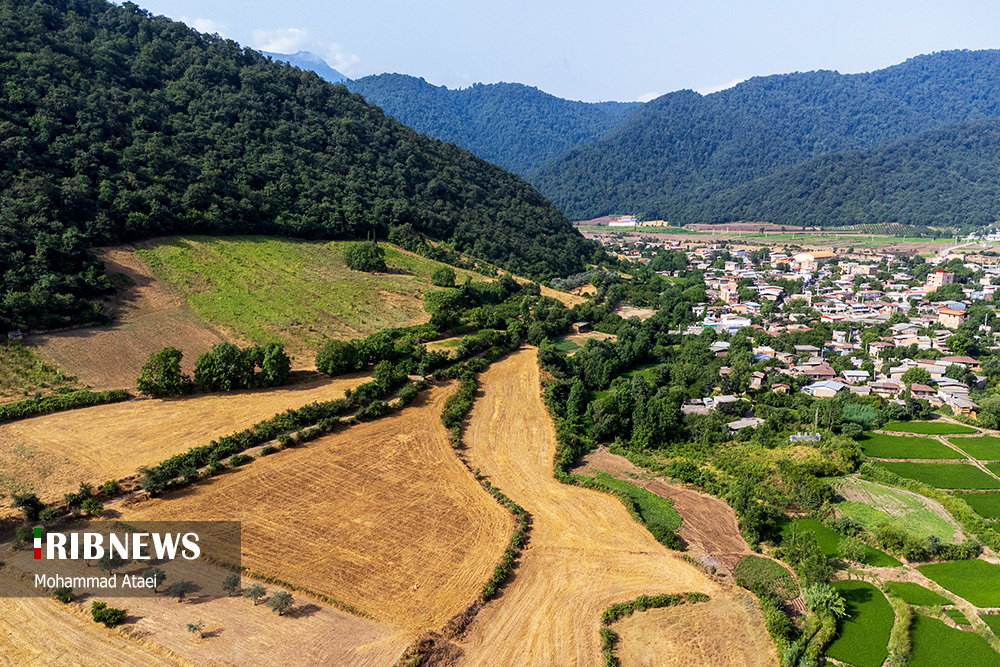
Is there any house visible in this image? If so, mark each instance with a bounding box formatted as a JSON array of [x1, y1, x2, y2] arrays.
[[870, 381, 903, 398], [926, 271, 954, 288], [800, 364, 837, 379], [842, 370, 870, 385], [939, 355, 979, 370], [772, 383, 791, 393], [571, 322, 592, 334], [909, 383, 937, 399], [939, 309, 967, 329], [948, 395, 978, 418], [793, 251, 837, 272], [728, 417, 765, 432], [802, 380, 847, 398]]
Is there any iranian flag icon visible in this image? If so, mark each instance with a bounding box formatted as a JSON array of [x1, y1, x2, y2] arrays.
[[33, 527, 41, 559]]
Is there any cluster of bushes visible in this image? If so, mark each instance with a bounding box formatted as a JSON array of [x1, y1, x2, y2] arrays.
[[598, 593, 709, 667], [91, 601, 127, 628], [344, 239, 386, 273], [441, 373, 478, 447], [829, 515, 980, 562], [315, 328, 450, 377], [0, 389, 131, 424], [137, 343, 291, 397]]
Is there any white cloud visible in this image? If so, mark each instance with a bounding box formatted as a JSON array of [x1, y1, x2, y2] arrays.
[[251, 28, 361, 76], [182, 17, 226, 37], [696, 78, 745, 95], [636, 91, 663, 103], [253, 28, 310, 54]]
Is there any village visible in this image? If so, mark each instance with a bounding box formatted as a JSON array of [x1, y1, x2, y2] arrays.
[[593, 235, 1000, 432]]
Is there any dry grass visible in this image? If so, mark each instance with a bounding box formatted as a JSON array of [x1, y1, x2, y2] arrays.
[[614, 594, 778, 667], [0, 374, 369, 510], [453, 350, 775, 666], [122, 384, 511, 634]]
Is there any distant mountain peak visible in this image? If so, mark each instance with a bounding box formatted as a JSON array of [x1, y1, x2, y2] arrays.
[[261, 51, 346, 83]]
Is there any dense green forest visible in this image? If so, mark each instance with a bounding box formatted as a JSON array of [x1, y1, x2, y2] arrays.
[[687, 119, 1000, 227], [346, 74, 640, 174], [0, 0, 595, 331], [529, 50, 1000, 223]]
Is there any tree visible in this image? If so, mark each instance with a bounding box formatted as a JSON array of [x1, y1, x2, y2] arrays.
[[168, 581, 188, 603], [978, 395, 1000, 429], [91, 601, 127, 628], [53, 586, 73, 603], [186, 619, 205, 639], [803, 583, 847, 618], [315, 340, 361, 376], [431, 266, 456, 287], [268, 590, 293, 615], [143, 566, 167, 592], [80, 498, 103, 517], [244, 583, 266, 605], [247, 342, 292, 387], [11, 493, 44, 521], [838, 535, 868, 563], [344, 240, 387, 272], [195, 343, 254, 391], [98, 552, 129, 576], [137, 347, 188, 397], [222, 573, 241, 597], [900, 367, 932, 385]]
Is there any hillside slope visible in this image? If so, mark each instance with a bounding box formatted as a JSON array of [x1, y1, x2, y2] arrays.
[[529, 49, 1000, 223], [346, 74, 640, 174], [0, 0, 593, 331]]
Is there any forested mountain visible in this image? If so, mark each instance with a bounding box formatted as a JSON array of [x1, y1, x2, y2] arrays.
[[529, 50, 1000, 223], [346, 74, 640, 174], [0, 0, 595, 331], [261, 51, 346, 83], [686, 119, 1000, 228]]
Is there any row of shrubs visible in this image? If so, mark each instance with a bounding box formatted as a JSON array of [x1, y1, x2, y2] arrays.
[[859, 461, 1000, 554], [480, 480, 530, 601], [0, 389, 131, 424], [826, 513, 982, 562], [599, 593, 709, 667], [140, 371, 416, 493]]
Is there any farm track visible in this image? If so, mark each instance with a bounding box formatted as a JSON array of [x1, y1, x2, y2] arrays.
[[453, 349, 776, 667]]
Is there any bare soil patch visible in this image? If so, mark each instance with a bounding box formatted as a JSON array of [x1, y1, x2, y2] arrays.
[[614, 594, 777, 667], [0, 374, 369, 510], [452, 350, 775, 666], [574, 446, 751, 577], [29, 247, 229, 390], [122, 384, 511, 634], [612, 305, 657, 321]]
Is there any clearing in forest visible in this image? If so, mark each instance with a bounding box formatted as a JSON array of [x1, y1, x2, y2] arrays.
[[453, 349, 776, 667], [0, 374, 369, 510], [122, 384, 511, 634]]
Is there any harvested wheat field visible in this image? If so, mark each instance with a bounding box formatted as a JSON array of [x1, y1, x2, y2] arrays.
[[0, 374, 369, 509], [614, 595, 776, 667], [30, 246, 229, 390], [453, 349, 776, 667], [0, 561, 406, 667], [122, 383, 511, 634]]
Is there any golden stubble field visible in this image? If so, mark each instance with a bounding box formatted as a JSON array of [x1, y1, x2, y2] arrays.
[[452, 349, 777, 667], [0, 374, 369, 510], [121, 383, 511, 635]]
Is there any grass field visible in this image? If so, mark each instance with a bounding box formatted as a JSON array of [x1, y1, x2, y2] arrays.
[[909, 615, 1000, 667], [0, 343, 81, 404], [834, 477, 960, 542], [124, 384, 510, 633], [137, 236, 481, 351], [826, 580, 894, 667], [983, 614, 1000, 635], [733, 555, 799, 600], [859, 433, 960, 459], [959, 492, 1000, 519], [594, 471, 682, 529], [884, 581, 950, 606], [837, 501, 958, 542], [0, 374, 368, 510], [918, 560, 1000, 608], [874, 462, 1000, 489], [884, 421, 978, 435], [949, 436, 1000, 460], [778, 518, 901, 567]]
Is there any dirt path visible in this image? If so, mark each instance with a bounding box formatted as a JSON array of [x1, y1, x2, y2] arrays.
[[574, 446, 751, 578], [29, 246, 229, 390], [453, 349, 776, 667]]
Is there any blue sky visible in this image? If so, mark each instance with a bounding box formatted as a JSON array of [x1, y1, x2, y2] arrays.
[[136, 0, 1000, 102]]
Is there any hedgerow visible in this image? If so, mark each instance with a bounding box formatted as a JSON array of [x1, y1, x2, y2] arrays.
[[0, 389, 131, 425], [598, 592, 709, 667]]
